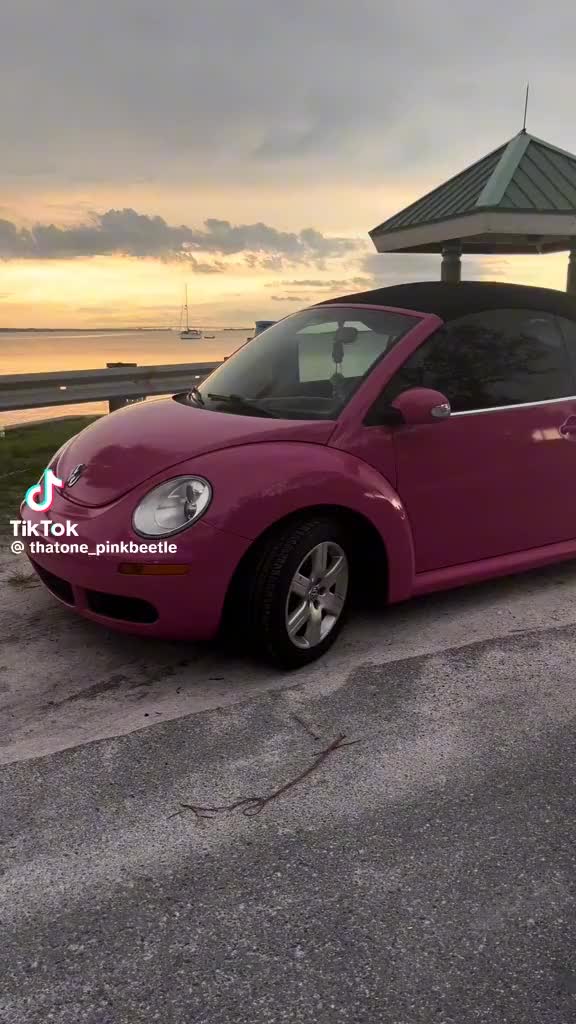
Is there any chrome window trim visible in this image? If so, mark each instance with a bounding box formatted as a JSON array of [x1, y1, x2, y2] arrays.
[[450, 394, 576, 417]]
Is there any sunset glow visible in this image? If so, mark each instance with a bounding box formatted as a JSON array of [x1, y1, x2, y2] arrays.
[[0, 208, 570, 330], [1, 1, 574, 330]]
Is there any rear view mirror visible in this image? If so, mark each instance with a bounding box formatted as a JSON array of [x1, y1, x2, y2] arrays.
[[333, 326, 359, 344]]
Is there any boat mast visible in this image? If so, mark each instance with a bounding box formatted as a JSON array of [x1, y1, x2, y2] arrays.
[[184, 284, 189, 332]]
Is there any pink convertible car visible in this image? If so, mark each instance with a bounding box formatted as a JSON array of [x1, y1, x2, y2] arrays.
[[23, 281, 576, 668]]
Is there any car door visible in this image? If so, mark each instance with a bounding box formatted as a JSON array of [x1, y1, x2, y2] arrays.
[[375, 307, 576, 573]]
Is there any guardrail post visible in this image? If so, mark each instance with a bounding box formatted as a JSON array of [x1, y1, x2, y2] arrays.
[[106, 363, 144, 413], [567, 245, 576, 295]]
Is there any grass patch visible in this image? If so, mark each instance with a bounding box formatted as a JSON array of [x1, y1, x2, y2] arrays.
[[0, 416, 99, 524]]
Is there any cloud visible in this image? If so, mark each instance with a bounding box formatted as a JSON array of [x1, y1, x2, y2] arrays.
[[73, 303, 177, 313], [191, 259, 227, 273], [251, 103, 365, 162], [201, 219, 356, 258], [270, 295, 307, 302], [266, 277, 373, 290], [0, 209, 358, 263], [2, 1, 575, 193]]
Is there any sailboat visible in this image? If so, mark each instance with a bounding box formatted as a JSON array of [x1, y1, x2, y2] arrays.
[[180, 285, 203, 340]]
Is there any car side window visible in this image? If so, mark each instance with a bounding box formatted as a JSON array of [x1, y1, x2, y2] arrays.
[[379, 308, 575, 414], [556, 314, 576, 359]]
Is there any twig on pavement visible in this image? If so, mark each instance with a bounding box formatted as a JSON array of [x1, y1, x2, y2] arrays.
[[289, 711, 322, 741], [171, 732, 361, 821]]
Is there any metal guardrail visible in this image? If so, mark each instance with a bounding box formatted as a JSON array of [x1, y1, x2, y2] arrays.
[[0, 361, 222, 414]]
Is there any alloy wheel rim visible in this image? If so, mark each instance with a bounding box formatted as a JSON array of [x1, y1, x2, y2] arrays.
[[285, 541, 349, 650]]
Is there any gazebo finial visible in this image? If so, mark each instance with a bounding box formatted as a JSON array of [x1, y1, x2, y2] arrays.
[[521, 82, 530, 134]]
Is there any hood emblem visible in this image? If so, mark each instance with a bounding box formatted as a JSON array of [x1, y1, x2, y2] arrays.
[[66, 463, 85, 488]]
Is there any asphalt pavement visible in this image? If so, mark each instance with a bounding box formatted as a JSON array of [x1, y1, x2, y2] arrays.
[[2, 563, 576, 1022]]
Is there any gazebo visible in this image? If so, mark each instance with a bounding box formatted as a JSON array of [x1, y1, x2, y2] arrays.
[[369, 130, 576, 293]]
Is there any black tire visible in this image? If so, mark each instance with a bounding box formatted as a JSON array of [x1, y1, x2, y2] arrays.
[[243, 517, 352, 669]]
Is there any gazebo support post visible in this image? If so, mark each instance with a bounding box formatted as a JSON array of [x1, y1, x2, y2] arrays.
[[567, 246, 576, 295], [441, 242, 462, 283]]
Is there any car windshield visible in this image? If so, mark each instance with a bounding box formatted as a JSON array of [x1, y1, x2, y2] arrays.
[[183, 306, 418, 420]]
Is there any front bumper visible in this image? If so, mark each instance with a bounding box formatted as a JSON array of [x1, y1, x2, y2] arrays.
[[21, 493, 251, 641]]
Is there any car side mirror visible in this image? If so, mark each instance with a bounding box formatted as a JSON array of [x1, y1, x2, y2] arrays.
[[392, 387, 451, 425]]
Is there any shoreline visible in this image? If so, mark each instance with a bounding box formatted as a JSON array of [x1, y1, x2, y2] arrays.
[[0, 327, 250, 333]]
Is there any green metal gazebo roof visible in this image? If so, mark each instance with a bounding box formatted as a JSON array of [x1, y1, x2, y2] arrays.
[[370, 131, 576, 255]]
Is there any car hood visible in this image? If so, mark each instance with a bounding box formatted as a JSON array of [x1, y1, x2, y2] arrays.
[[55, 396, 333, 507]]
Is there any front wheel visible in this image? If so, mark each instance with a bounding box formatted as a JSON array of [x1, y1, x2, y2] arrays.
[[245, 518, 352, 669]]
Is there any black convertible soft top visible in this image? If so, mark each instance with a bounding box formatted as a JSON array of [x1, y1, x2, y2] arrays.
[[316, 280, 576, 323]]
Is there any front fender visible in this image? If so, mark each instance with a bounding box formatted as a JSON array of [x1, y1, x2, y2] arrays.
[[186, 442, 415, 603]]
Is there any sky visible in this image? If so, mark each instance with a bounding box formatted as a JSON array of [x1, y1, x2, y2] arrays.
[[0, 0, 575, 328]]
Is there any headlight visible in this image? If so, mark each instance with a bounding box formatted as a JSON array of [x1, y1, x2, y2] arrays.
[[133, 476, 212, 537]]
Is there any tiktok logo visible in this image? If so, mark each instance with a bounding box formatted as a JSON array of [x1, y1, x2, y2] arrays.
[[24, 468, 64, 512]]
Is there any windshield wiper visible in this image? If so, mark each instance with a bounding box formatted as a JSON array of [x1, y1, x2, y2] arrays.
[[206, 392, 278, 418]]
